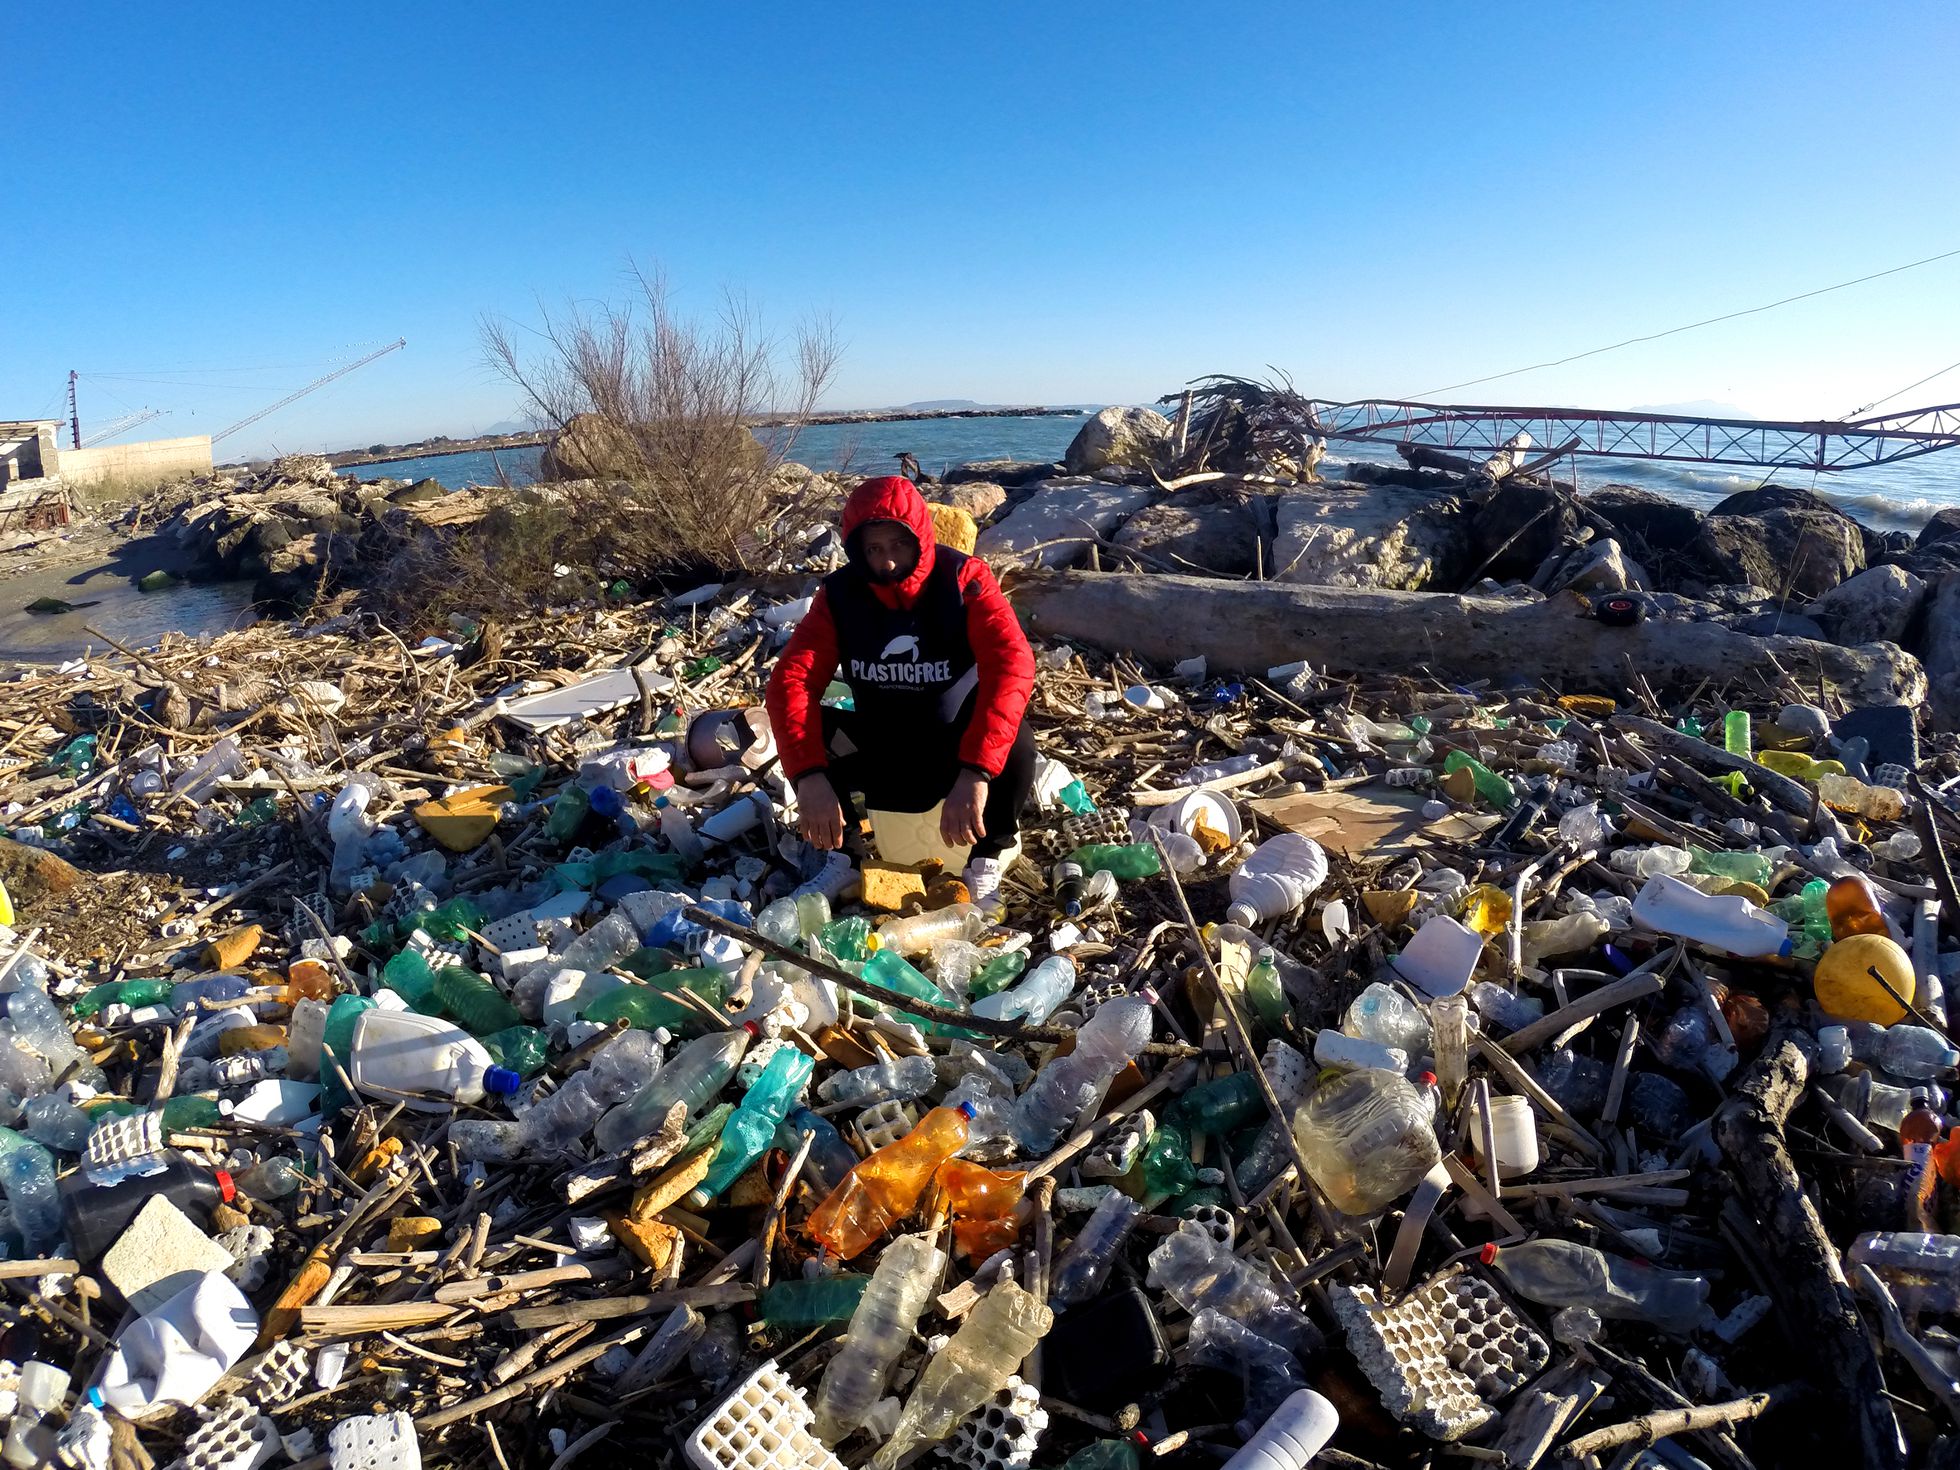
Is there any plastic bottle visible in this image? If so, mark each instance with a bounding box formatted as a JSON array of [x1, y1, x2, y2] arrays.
[[1722, 710, 1752, 761], [1847, 1232, 1960, 1288], [779, 1107, 860, 1195], [759, 1274, 869, 1326], [481, 1025, 550, 1076], [1292, 1070, 1442, 1216], [1343, 982, 1431, 1055], [1826, 875, 1892, 940], [167, 974, 252, 1013], [216, 1022, 287, 1057], [73, 976, 176, 1018], [816, 915, 875, 964], [971, 954, 1077, 1024], [1169, 1072, 1266, 1136], [1245, 949, 1289, 1034], [1442, 750, 1516, 809], [379, 949, 440, 1012], [1631, 874, 1791, 958], [1060, 1444, 1141, 1470], [967, 948, 1028, 1000], [317, 993, 375, 1114], [1519, 911, 1610, 968], [1483, 1239, 1708, 1334], [326, 773, 380, 886], [936, 1158, 1027, 1257], [1880, 1025, 1960, 1080], [688, 1312, 741, 1384], [347, 1010, 522, 1111], [698, 1045, 814, 1199], [581, 970, 726, 1034], [1050, 1190, 1143, 1307], [1053, 860, 1086, 916], [1146, 1223, 1317, 1349], [1430, 992, 1470, 1108], [875, 904, 990, 956], [432, 967, 520, 1036], [1187, 1308, 1310, 1430], [755, 897, 802, 947], [22, 1092, 92, 1153], [521, 1030, 663, 1154], [1219, 1389, 1340, 1470], [1609, 845, 1693, 879], [1460, 884, 1514, 937], [1224, 835, 1329, 928], [0, 984, 98, 1083], [818, 1053, 937, 1106], [1688, 847, 1775, 890], [807, 1103, 974, 1260], [0, 1129, 62, 1252], [1068, 843, 1162, 881], [1818, 773, 1908, 822], [559, 911, 644, 974], [593, 1025, 753, 1153], [869, 1277, 1053, 1470], [1314, 1031, 1407, 1074], [235, 1156, 306, 1201], [1012, 995, 1155, 1151]]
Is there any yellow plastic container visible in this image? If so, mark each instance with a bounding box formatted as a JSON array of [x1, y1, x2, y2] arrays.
[[1814, 933, 1916, 1025], [1756, 750, 1846, 783], [0, 875, 12, 927]]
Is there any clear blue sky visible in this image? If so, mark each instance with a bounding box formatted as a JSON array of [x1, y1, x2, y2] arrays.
[[11, 2, 1960, 459]]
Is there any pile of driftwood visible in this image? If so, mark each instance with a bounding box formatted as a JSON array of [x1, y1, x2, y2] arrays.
[[2, 573, 1960, 1470]]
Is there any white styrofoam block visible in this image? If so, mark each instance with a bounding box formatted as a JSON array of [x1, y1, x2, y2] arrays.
[[217, 1223, 277, 1293], [327, 1411, 420, 1470], [685, 1360, 845, 1470], [103, 1197, 238, 1316]]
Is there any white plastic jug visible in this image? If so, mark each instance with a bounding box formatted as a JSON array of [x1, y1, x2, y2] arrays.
[[1224, 835, 1328, 927], [348, 1010, 521, 1112], [96, 1272, 257, 1416], [1222, 1388, 1340, 1468], [1632, 874, 1791, 958]]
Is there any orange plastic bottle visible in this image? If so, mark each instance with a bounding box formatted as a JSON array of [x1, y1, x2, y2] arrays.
[[283, 959, 339, 1003], [218, 1022, 290, 1056], [1826, 875, 1890, 940], [807, 1104, 974, 1259], [935, 1158, 1027, 1258]]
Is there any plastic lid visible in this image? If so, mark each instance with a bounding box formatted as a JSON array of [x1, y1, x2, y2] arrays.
[[1479, 1242, 1501, 1265], [957, 1100, 978, 1120], [214, 1169, 236, 1203], [484, 1065, 523, 1096], [1417, 1071, 1438, 1088], [1225, 901, 1259, 928], [741, 1020, 761, 1038]]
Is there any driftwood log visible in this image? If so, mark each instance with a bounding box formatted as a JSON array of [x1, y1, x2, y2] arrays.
[[1713, 1023, 1903, 1469], [1006, 571, 1926, 709]]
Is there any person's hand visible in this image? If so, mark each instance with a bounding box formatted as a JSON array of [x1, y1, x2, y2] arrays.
[[797, 773, 845, 851], [942, 769, 989, 849]]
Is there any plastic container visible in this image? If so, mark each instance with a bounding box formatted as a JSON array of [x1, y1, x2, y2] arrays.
[[1878, 1024, 1960, 1080], [1313, 1030, 1408, 1075], [806, 1104, 973, 1260], [971, 954, 1076, 1024], [1148, 789, 1243, 845], [1224, 835, 1328, 928], [346, 1010, 521, 1111], [61, 1156, 234, 1262], [811, 1233, 946, 1444], [1815, 934, 1917, 1024], [1049, 1190, 1143, 1307], [0, 1130, 62, 1252], [1468, 1093, 1540, 1177], [594, 1026, 753, 1153], [1220, 1389, 1340, 1470], [1343, 981, 1431, 1055], [96, 1271, 258, 1415], [874, 904, 989, 957], [1292, 1070, 1442, 1216], [1631, 874, 1791, 958], [1392, 913, 1485, 999], [1826, 874, 1892, 940], [1483, 1239, 1708, 1334]]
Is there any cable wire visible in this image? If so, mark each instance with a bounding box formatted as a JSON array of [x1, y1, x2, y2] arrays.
[[1844, 356, 1960, 420]]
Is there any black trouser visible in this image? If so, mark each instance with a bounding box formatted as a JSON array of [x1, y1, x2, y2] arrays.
[[819, 705, 1036, 861]]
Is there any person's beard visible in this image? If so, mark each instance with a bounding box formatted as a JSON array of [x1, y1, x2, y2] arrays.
[[867, 559, 914, 586]]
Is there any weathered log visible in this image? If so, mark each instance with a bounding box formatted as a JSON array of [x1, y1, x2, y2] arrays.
[[1006, 571, 1925, 709], [1712, 1023, 1903, 1469]]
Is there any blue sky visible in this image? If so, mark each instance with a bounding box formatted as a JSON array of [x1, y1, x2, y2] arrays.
[[10, 2, 1960, 459]]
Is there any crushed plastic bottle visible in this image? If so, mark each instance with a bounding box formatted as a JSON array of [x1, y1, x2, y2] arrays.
[[1147, 1221, 1317, 1350], [971, 953, 1076, 1024], [593, 1025, 753, 1153], [807, 1103, 974, 1260], [875, 904, 990, 956], [1483, 1239, 1708, 1335], [1011, 995, 1155, 1152], [1632, 874, 1791, 958], [1342, 982, 1431, 1055], [1050, 1190, 1143, 1307], [812, 1231, 946, 1444], [697, 1044, 814, 1199]]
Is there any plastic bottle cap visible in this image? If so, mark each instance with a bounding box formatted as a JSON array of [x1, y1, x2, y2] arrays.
[[1479, 1242, 1501, 1265], [742, 1020, 761, 1038], [214, 1169, 236, 1203], [957, 1100, 978, 1120], [484, 1066, 523, 1095], [1225, 901, 1259, 928], [1418, 1071, 1438, 1088]]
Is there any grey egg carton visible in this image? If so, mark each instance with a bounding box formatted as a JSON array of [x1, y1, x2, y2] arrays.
[[55, 1403, 113, 1470], [1082, 1109, 1153, 1179], [183, 1395, 279, 1470], [248, 1340, 312, 1408], [217, 1223, 277, 1293], [1330, 1273, 1548, 1441], [946, 1374, 1048, 1470]]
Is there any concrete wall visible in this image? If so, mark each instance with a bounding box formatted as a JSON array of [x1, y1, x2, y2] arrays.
[[55, 435, 213, 496]]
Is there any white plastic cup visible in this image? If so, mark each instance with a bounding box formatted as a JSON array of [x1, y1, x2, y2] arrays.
[[1469, 1093, 1541, 1178], [1222, 1388, 1339, 1468]]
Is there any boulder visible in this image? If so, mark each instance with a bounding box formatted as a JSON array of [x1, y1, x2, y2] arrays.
[[1111, 496, 1261, 576], [974, 478, 1157, 568], [1733, 609, 1827, 640], [1555, 538, 1648, 595], [1582, 485, 1704, 555], [1918, 507, 1960, 548], [1062, 407, 1172, 476], [1925, 574, 1960, 731], [1808, 564, 1927, 647], [541, 414, 636, 481], [1468, 480, 1583, 582], [1273, 481, 1472, 590], [938, 481, 1008, 521], [0, 836, 83, 907], [1893, 540, 1960, 582], [1710, 483, 1880, 560], [1686, 507, 1865, 600], [1868, 529, 1916, 562], [943, 459, 1059, 489]]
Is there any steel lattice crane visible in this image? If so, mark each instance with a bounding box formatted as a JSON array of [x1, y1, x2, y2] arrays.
[[81, 407, 167, 447], [212, 338, 407, 445]]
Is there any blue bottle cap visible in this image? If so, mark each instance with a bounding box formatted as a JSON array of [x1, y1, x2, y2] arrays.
[[957, 1100, 978, 1121], [484, 1065, 523, 1096]]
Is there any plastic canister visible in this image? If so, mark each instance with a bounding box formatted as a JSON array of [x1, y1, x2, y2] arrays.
[[1391, 914, 1485, 998], [95, 1271, 258, 1415], [1468, 1093, 1540, 1178], [697, 790, 771, 844], [1221, 1388, 1339, 1468], [1148, 790, 1244, 845]]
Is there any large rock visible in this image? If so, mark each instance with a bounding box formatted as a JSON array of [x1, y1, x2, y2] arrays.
[[1918, 507, 1960, 548], [1272, 482, 1471, 590], [0, 836, 83, 908], [1808, 564, 1927, 646], [1582, 485, 1704, 555], [943, 459, 1058, 488], [1711, 483, 1880, 560], [1468, 480, 1583, 582], [1062, 407, 1171, 476], [1554, 538, 1648, 595], [1111, 496, 1261, 576], [1926, 574, 1960, 731], [975, 478, 1157, 568], [938, 481, 1008, 521], [1686, 507, 1865, 600]]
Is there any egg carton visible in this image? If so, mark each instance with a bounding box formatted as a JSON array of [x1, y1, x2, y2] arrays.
[[1059, 810, 1133, 850], [54, 1403, 113, 1470], [1330, 1275, 1548, 1441], [946, 1374, 1048, 1470], [249, 1340, 312, 1407], [83, 1112, 166, 1181], [401, 931, 468, 972], [281, 891, 333, 951], [1075, 974, 1129, 1020], [1082, 1110, 1153, 1179], [685, 1359, 846, 1470], [217, 1223, 277, 1293], [853, 1098, 921, 1151], [184, 1395, 279, 1470], [1182, 1203, 1235, 1250], [327, 1411, 421, 1470]]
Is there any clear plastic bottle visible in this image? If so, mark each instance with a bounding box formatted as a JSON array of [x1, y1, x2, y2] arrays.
[[1146, 1222, 1317, 1350], [1186, 1308, 1312, 1431], [1343, 982, 1431, 1054], [874, 904, 990, 957], [1652, 1006, 1715, 1070], [326, 773, 380, 886], [794, 890, 833, 941], [21, 1092, 92, 1153], [1292, 1070, 1441, 1216], [755, 897, 802, 948], [1483, 1239, 1709, 1334], [1519, 911, 1610, 968], [1609, 844, 1693, 879], [971, 954, 1077, 1024], [779, 1107, 860, 1195], [0, 1129, 63, 1253], [818, 1053, 937, 1106], [236, 1156, 306, 1200], [1818, 773, 1908, 822], [0, 985, 99, 1085], [807, 1104, 974, 1260], [1430, 992, 1470, 1108], [812, 1232, 946, 1444], [522, 1029, 662, 1154], [592, 1025, 753, 1154], [1049, 1190, 1142, 1307], [1469, 981, 1543, 1033], [1313, 1031, 1407, 1074], [1225, 835, 1329, 928], [559, 911, 645, 973], [688, 1312, 741, 1385], [1879, 1025, 1960, 1080], [1011, 995, 1155, 1152], [869, 1277, 1053, 1470]]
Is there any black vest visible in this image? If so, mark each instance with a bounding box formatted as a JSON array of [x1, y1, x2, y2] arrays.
[[825, 549, 980, 732]]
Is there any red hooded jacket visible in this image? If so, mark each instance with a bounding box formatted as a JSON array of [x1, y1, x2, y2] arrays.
[[766, 476, 1035, 782]]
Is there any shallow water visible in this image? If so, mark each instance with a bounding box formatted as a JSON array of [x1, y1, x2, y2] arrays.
[[0, 559, 257, 665]]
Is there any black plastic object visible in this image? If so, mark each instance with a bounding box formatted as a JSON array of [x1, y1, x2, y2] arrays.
[[1590, 592, 1646, 627], [1043, 1282, 1172, 1410], [59, 1156, 233, 1263], [1834, 704, 1919, 772]]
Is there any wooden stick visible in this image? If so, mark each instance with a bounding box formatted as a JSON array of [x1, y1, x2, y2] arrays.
[[1563, 1386, 1798, 1457], [505, 1283, 757, 1332], [1474, 1035, 1603, 1158], [1850, 1262, 1960, 1427], [1496, 959, 1672, 1055]]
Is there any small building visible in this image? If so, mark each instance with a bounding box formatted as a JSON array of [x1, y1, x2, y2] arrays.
[[0, 417, 212, 509], [0, 420, 62, 488]]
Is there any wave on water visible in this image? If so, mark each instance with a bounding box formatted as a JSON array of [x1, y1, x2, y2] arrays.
[[1811, 488, 1947, 524]]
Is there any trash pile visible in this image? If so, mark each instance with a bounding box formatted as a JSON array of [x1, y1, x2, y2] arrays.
[[2, 580, 1960, 1470]]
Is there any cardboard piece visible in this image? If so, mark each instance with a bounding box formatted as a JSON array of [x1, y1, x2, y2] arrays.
[[1247, 786, 1499, 857]]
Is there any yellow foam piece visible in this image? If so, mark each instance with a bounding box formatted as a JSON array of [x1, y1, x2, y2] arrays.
[[927, 503, 978, 554]]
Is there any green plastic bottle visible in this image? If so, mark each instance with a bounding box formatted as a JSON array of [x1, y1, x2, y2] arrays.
[[547, 785, 591, 842], [433, 967, 521, 1035], [411, 896, 486, 944], [1723, 710, 1753, 761], [159, 1095, 225, 1132], [968, 949, 1027, 1001], [1168, 1072, 1265, 1136], [1060, 1442, 1140, 1470], [1442, 750, 1516, 810], [481, 1025, 550, 1076], [698, 1046, 815, 1199], [236, 794, 280, 828], [817, 916, 875, 964], [862, 949, 979, 1038], [582, 970, 727, 1033], [1133, 1120, 1197, 1206], [618, 947, 676, 979], [1067, 843, 1162, 881], [1688, 847, 1774, 890], [380, 950, 440, 1012], [1245, 949, 1289, 1033], [73, 977, 177, 1018], [320, 995, 376, 1115], [759, 1274, 870, 1326]]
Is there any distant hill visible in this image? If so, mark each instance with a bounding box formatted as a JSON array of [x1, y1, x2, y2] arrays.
[[483, 415, 548, 435], [1632, 400, 1760, 421]]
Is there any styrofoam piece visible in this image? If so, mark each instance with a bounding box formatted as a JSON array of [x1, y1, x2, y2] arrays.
[[481, 912, 547, 954], [1261, 1040, 1311, 1108], [946, 1374, 1048, 1470], [217, 1222, 277, 1293], [54, 1402, 113, 1470], [685, 1359, 846, 1470], [83, 1112, 167, 1182], [853, 1098, 921, 1152], [1083, 1110, 1154, 1179], [1330, 1273, 1549, 1441], [248, 1340, 311, 1407], [327, 1410, 421, 1470], [184, 1394, 279, 1470], [1183, 1203, 1236, 1251], [103, 1196, 238, 1315]]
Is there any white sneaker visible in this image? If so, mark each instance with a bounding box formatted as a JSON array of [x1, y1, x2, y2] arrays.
[[962, 856, 1006, 915]]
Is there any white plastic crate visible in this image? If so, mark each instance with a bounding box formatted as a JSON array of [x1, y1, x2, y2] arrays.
[[685, 1360, 846, 1470], [946, 1374, 1047, 1470]]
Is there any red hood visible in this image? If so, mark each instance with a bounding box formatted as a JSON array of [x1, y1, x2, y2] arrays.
[[840, 475, 937, 606]]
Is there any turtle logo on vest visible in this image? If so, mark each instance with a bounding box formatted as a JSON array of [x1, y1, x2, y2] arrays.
[[879, 634, 921, 662], [851, 630, 953, 687]]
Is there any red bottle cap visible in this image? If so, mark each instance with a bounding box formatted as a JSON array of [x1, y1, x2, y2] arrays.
[[1418, 1071, 1438, 1087], [214, 1169, 236, 1204], [1479, 1242, 1500, 1265], [742, 1020, 761, 1038]]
